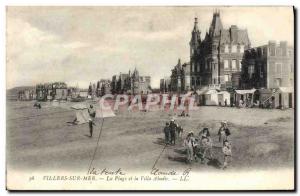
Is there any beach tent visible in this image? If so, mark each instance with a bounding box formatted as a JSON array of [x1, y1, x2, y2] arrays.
[[71, 103, 88, 110], [69, 101, 115, 125], [70, 103, 89, 125], [75, 109, 90, 124]]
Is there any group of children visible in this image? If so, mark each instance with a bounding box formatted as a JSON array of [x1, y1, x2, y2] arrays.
[[163, 119, 184, 145], [164, 120, 232, 169]]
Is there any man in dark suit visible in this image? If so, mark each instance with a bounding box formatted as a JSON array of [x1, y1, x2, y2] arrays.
[[88, 105, 96, 137], [169, 119, 177, 145]]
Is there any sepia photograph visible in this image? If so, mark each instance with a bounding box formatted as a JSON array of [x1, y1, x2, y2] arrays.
[[6, 6, 295, 190]]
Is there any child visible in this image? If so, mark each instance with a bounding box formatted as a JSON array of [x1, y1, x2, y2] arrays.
[[183, 131, 196, 163], [222, 140, 232, 169], [218, 121, 231, 144], [199, 127, 210, 139], [177, 126, 183, 140], [199, 131, 213, 164]]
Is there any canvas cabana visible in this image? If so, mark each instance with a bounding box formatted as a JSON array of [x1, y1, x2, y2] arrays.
[[275, 87, 294, 109], [195, 89, 208, 106], [217, 91, 231, 106], [234, 88, 257, 107], [203, 89, 219, 106]]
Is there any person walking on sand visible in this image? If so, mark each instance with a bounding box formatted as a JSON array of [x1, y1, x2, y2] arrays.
[[222, 140, 232, 169], [88, 105, 96, 137], [218, 121, 231, 144], [163, 122, 171, 144], [183, 131, 196, 163], [198, 128, 213, 163], [169, 119, 177, 145], [177, 126, 183, 140]]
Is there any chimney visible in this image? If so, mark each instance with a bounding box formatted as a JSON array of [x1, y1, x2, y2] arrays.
[[280, 41, 287, 56], [268, 40, 276, 56], [230, 25, 238, 42]]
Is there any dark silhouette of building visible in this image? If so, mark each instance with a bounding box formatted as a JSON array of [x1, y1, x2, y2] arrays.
[[36, 82, 68, 101], [111, 68, 151, 95], [189, 12, 251, 90], [241, 41, 294, 89], [166, 11, 251, 93]]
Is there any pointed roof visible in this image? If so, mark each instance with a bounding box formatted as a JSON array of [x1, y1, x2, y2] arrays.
[[177, 58, 181, 66], [209, 11, 223, 37], [192, 17, 199, 32], [132, 67, 139, 78], [220, 26, 251, 46], [176, 58, 182, 69], [190, 17, 201, 44]]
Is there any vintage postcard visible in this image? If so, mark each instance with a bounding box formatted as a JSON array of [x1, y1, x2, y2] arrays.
[[6, 6, 295, 190]]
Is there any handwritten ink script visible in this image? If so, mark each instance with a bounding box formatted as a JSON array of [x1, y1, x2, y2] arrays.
[[35, 167, 192, 183]]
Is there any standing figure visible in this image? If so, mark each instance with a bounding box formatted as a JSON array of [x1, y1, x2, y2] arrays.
[[177, 126, 183, 140], [222, 140, 232, 169], [88, 119, 94, 137], [163, 122, 171, 144], [88, 105, 96, 137], [199, 127, 210, 139], [198, 128, 213, 163], [183, 131, 196, 163], [218, 121, 231, 144], [169, 119, 177, 145]]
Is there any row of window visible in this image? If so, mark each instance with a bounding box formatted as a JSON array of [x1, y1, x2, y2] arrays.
[[191, 59, 242, 72], [247, 62, 294, 79], [191, 64, 201, 72], [223, 59, 242, 70], [191, 77, 201, 85], [269, 47, 293, 57], [248, 66, 264, 79], [190, 74, 232, 84], [222, 44, 244, 53]]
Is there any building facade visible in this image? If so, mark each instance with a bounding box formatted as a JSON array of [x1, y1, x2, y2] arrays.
[[165, 12, 251, 93], [36, 82, 68, 101], [160, 78, 171, 93], [241, 41, 294, 89], [18, 89, 35, 101], [189, 12, 251, 90], [169, 59, 191, 93], [111, 68, 152, 95], [96, 79, 112, 96]]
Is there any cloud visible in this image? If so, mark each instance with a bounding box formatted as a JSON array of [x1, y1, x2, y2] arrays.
[[6, 7, 294, 89], [62, 41, 91, 49]]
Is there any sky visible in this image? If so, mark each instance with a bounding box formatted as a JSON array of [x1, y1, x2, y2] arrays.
[[6, 6, 294, 89]]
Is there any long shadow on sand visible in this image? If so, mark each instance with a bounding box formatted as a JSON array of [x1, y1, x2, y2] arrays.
[[170, 147, 223, 169], [153, 137, 223, 169]]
